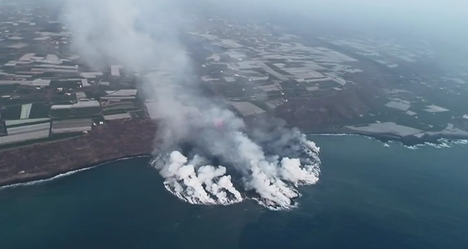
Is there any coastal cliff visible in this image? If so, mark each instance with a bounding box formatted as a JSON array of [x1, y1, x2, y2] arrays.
[[0, 119, 157, 186]]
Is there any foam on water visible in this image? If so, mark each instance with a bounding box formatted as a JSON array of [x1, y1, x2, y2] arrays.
[[0, 167, 96, 190], [0, 156, 149, 190]]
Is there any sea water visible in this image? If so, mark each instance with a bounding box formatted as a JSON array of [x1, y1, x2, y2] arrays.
[[0, 135, 467, 249]]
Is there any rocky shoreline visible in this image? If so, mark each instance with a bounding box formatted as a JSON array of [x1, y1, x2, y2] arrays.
[[2, 120, 468, 188], [307, 125, 468, 146], [0, 119, 157, 187], [0, 155, 153, 188]]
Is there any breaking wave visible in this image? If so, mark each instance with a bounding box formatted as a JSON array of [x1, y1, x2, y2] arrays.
[[0, 156, 148, 190], [399, 139, 468, 150], [0, 167, 95, 190]]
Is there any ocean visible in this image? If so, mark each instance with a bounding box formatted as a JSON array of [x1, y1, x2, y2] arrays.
[[1, 135, 467, 249]]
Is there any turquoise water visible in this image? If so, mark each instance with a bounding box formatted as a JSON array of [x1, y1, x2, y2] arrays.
[[1, 136, 467, 249]]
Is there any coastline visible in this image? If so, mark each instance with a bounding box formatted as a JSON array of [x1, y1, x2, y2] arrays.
[[305, 126, 468, 146], [0, 119, 158, 188], [0, 155, 151, 189], [2, 120, 468, 189]]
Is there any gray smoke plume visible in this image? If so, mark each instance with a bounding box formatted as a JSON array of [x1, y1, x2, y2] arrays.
[[62, 0, 321, 210]]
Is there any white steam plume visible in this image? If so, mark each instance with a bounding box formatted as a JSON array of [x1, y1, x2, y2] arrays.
[[63, 0, 321, 210]]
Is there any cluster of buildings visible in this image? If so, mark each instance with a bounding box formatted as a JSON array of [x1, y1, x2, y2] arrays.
[[326, 37, 435, 69], [2, 3, 468, 149], [0, 76, 141, 148], [187, 17, 374, 123], [0, 54, 142, 147], [317, 37, 468, 132], [188, 16, 369, 120], [0, 3, 145, 148], [323, 36, 468, 123], [185, 15, 468, 134]]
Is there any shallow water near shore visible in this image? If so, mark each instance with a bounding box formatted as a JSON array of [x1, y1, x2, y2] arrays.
[[1, 135, 467, 249]]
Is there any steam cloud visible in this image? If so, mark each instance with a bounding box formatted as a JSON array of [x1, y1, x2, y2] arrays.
[[63, 0, 321, 210]]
